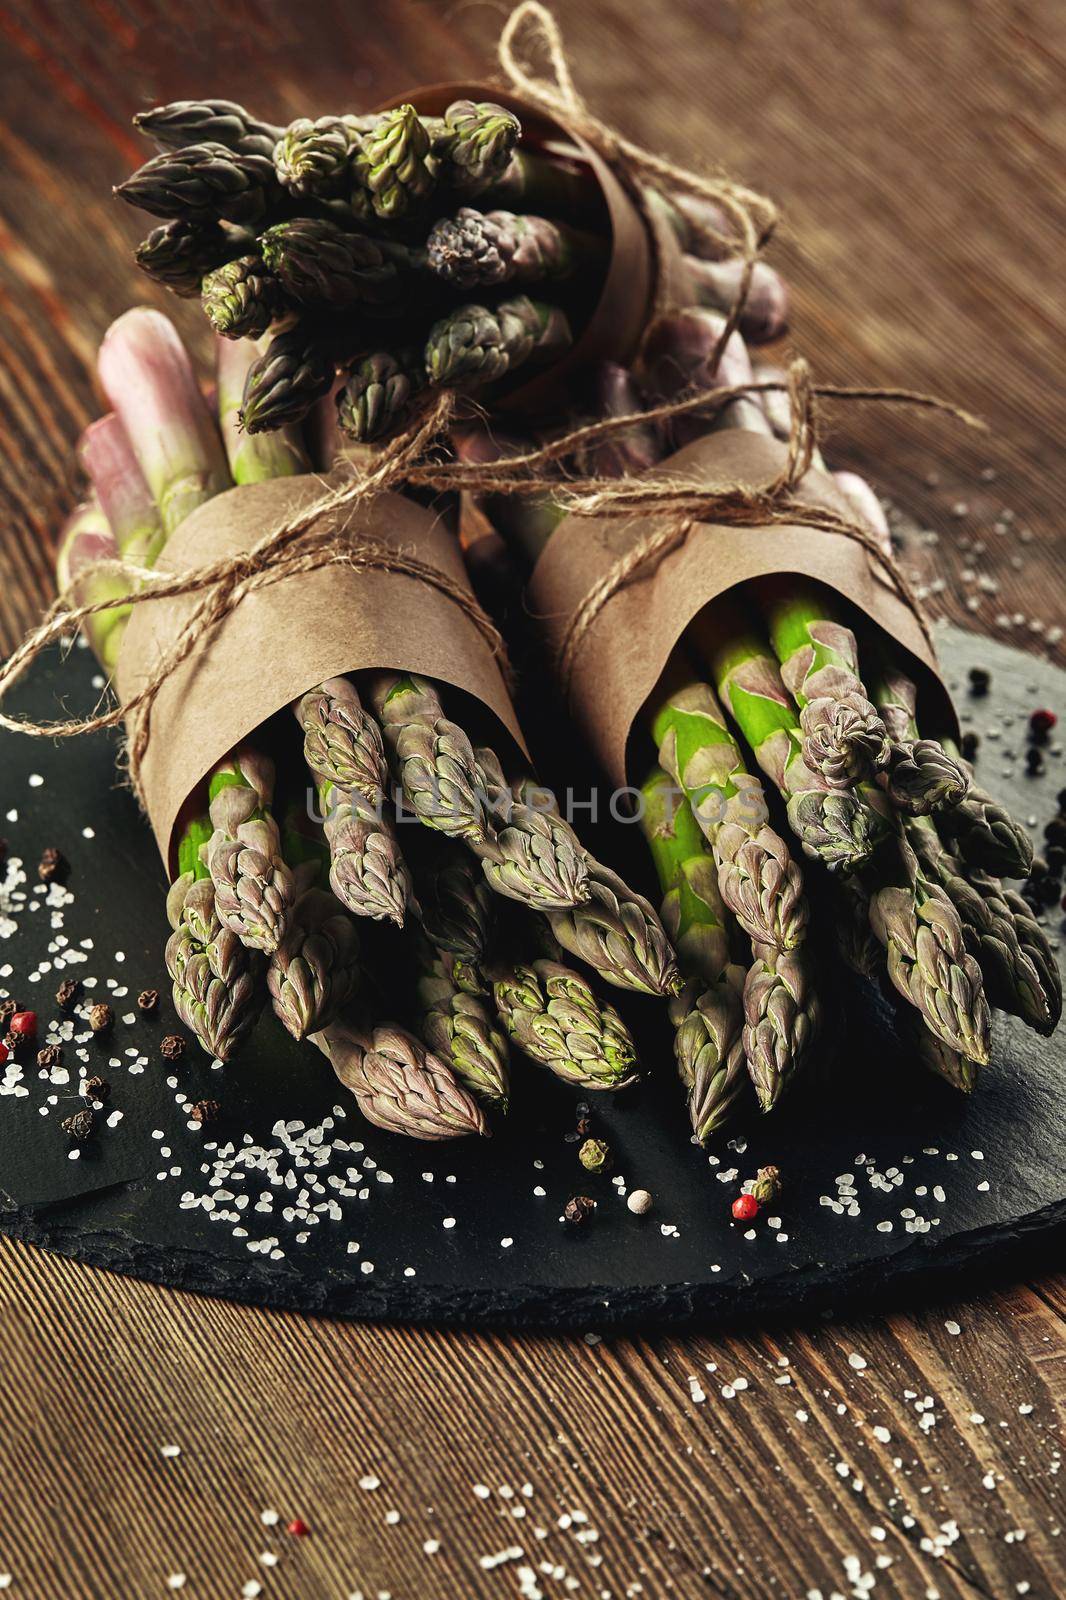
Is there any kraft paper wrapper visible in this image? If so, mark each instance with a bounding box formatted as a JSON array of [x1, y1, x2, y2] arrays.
[[528, 430, 957, 790], [116, 476, 527, 874], [381, 81, 690, 417]]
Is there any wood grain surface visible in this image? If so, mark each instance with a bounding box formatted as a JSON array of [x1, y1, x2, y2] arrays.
[[0, 2, 1063, 1596]]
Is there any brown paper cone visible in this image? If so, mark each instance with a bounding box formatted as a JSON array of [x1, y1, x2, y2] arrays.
[[379, 81, 689, 419], [116, 476, 526, 873], [527, 429, 956, 790]]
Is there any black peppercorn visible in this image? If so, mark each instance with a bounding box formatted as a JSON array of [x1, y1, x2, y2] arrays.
[[161, 1034, 187, 1062], [61, 1109, 94, 1143], [959, 731, 979, 762], [968, 667, 990, 697], [564, 1195, 596, 1226]]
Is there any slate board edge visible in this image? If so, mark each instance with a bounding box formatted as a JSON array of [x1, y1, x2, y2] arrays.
[[4, 1197, 1062, 1333]]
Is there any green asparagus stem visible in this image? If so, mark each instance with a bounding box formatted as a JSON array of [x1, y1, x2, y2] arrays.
[[296, 676, 390, 802], [216, 335, 311, 484], [273, 115, 362, 198], [640, 769, 748, 1137], [756, 575, 891, 791], [239, 326, 337, 434], [134, 217, 241, 297], [513, 777, 680, 996], [742, 942, 820, 1112], [354, 103, 435, 219], [649, 655, 809, 953], [367, 672, 493, 845], [424, 296, 571, 388], [414, 934, 510, 1109], [267, 860, 361, 1041], [54, 501, 130, 673], [336, 351, 421, 443], [426, 208, 591, 288], [259, 217, 409, 310], [96, 308, 230, 536], [207, 748, 297, 954], [492, 959, 638, 1091], [319, 779, 412, 927], [133, 99, 282, 159], [432, 100, 521, 192], [313, 1016, 488, 1139], [165, 814, 264, 1060], [699, 598, 890, 872], [116, 142, 281, 225], [416, 838, 497, 995], [908, 820, 1058, 1034], [867, 836, 992, 1064], [866, 647, 969, 815], [481, 147, 591, 216], [472, 751, 590, 911], [76, 413, 165, 662], [202, 253, 285, 339], [938, 742, 1035, 878]]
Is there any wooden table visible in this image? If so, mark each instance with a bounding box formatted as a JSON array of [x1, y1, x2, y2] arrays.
[[0, 3, 1062, 1595]]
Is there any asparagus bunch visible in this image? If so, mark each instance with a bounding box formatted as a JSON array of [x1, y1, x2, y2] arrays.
[[117, 93, 587, 440], [118, 90, 781, 445], [459, 299, 1059, 1118], [69, 307, 674, 1126]]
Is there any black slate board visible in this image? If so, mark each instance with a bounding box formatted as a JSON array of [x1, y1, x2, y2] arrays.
[[0, 626, 1062, 1330]]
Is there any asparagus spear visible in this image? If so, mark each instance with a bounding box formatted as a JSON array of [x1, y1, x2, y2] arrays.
[[297, 676, 391, 802], [313, 1016, 488, 1139], [319, 780, 412, 927], [353, 102, 436, 220], [266, 817, 361, 1041], [492, 960, 638, 1091], [908, 820, 1058, 1034], [54, 501, 131, 674], [638, 305, 770, 444], [115, 141, 282, 226], [682, 253, 790, 344], [512, 777, 680, 996], [273, 115, 363, 198], [938, 743, 1034, 878], [866, 836, 992, 1064], [134, 217, 241, 297], [96, 308, 230, 536], [417, 840, 497, 996], [865, 645, 969, 816], [216, 334, 311, 484], [742, 942, 821, 1113], [165, 815, 264, 1060], [699, 597, 890, 872], [74, 408, 166, 672], [472, 751, 590, 911], [413, 933, 510, 1110], [426, 208, 594, 288], [133, 99, 282, 160], [641, 769, 748, 1138], [431, 100, 522, 193], [202, 253, 285, 339], [756, 575, 891, 792], [649, 653, 808, 953], [239, 326, 338, 435], [367, 672, 493, 846], [480, 147, 592, 216], [424, 295, 571, 388], [259, 217, 409, 310], [336, 351, 422, 443], [206, 749, 296, 955]]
